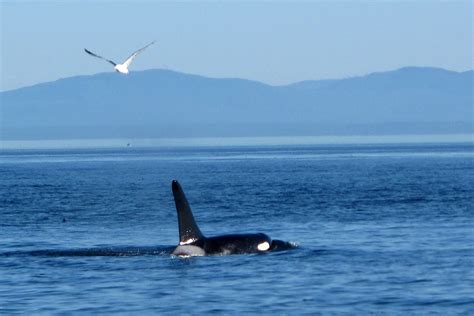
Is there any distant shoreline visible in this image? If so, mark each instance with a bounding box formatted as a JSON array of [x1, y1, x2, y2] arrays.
[[1, 134, 472, 151], [3, 68, 472, 142]]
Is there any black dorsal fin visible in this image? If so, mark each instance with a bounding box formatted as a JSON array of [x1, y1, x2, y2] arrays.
[[171, 180, 205, 244]]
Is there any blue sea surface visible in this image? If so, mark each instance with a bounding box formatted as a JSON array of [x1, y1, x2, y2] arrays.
[[0, 142, 473, 314]]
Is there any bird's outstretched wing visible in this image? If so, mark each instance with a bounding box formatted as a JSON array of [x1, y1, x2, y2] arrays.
[[122, 41, 155, 68], [84, 48, 117, 66]]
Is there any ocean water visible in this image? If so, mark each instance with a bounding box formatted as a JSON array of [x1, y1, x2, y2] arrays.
[[0, 142, 473, 314]]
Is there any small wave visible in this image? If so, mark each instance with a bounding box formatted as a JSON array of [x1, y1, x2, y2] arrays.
[[2, 246, 175, 257], [1, 243, 300, 257]]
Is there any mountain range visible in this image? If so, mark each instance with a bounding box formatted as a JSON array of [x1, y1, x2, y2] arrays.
[[1, 67, 472, 140]]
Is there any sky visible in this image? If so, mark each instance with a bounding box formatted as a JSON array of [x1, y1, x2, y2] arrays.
[[1, 0, 472, 91]]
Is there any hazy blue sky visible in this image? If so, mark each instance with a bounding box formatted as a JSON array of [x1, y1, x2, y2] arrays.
[[1, 1, 472, 91]]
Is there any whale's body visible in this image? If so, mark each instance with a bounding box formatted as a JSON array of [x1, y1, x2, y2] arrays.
[[171, 180, 292, 256]]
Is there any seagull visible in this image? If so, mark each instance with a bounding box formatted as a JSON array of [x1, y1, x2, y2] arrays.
[[84, 41, 155, 74]]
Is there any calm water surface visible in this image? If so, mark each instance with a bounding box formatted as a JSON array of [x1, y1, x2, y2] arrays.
[[0, 143, 473, 314]]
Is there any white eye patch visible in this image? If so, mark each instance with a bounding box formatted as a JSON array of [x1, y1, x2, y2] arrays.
[[257, 241, 270, 251]]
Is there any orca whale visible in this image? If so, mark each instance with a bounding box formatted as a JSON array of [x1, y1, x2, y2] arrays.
[[171, 180, 292, 256]]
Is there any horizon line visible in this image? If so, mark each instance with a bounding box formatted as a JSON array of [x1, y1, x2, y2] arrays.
[[2, 134, 473, 151]]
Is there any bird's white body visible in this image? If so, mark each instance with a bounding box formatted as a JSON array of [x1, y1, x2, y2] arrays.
[[114, 64, 129, 74], [84, 41, 154, 74]]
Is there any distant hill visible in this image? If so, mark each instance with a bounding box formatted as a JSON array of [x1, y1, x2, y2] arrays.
[[1, 67, 472, 140]]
